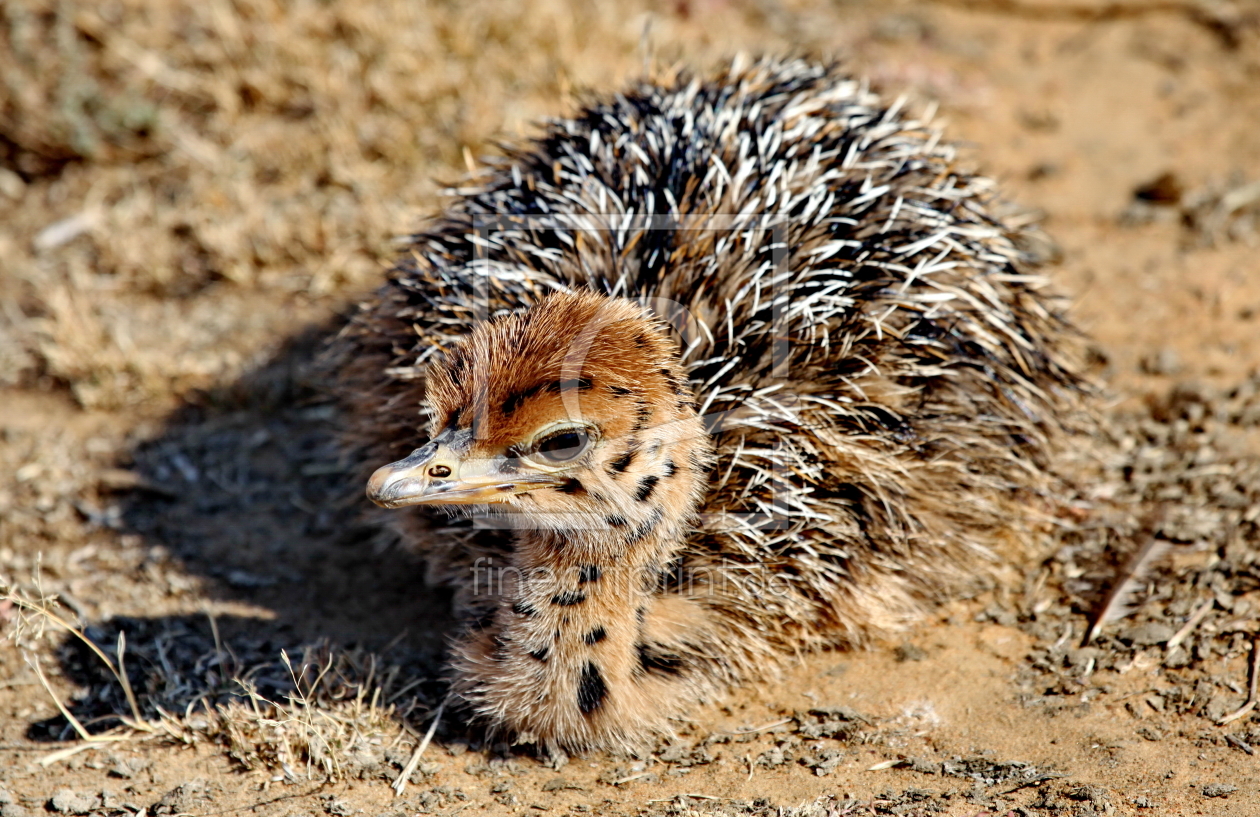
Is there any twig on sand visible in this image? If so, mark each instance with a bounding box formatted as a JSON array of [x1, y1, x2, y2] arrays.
[[647, 794, 720, 803], [5, 582, 159, 764], [26, 657, 132, 766], [1218, 638, 1260, 726], [721, 717, 794, 736], [1082, 535, 1171, 646], [393, 696, 448, 796], [1164, 598, 1214, 654]]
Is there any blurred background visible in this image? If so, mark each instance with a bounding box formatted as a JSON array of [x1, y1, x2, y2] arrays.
[[2, 0, 1258, 412]]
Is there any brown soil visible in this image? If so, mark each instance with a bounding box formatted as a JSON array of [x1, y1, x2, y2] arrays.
[[3, 2, 1260, 816]]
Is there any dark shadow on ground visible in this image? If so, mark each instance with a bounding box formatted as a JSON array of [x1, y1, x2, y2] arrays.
[[34, 321, 458, 742]]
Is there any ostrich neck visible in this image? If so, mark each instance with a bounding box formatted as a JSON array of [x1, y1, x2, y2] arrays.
[[452, 426, 713, 744], [494, 521, 679, 621], [465, 509, 691, 721]]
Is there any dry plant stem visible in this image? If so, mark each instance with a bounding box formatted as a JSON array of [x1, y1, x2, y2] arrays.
[[1218, 638, 1260, 726], [25, 655, 95, 743], [1250, 638, 1258, 702], [5, 591, 152, 733], [724, 718, 794, 735], [38, 742, 108, 767], [392, 696, 447, 797], [1164, 598, 1214, 654], [614, 772, 657, 785], [114, 631, 143, 727], [1082, 535, 1172, 646], [24, 656, 131, 768]]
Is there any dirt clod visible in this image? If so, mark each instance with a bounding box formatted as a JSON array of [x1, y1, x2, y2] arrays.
[[894, 643, 926, 662], [47, 791, 100, 816], [151, 781, 211, 816], [320, 796, 355, 816], [1203, 783, 1238, 798], [793, 708, 870, 741]]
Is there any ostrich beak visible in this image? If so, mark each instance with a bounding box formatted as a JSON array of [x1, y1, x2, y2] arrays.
[[366, 442, 564, 509]]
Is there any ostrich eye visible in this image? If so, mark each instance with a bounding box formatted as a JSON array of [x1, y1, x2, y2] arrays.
[[533, 429, 592, 464]]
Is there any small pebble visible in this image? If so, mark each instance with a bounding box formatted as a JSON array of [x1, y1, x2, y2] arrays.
[[1119, 622, 1174, 647], [895, 643, 926, 662]]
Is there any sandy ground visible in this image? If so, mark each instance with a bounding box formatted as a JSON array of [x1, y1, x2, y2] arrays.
[[3, 1, 1260, 815]]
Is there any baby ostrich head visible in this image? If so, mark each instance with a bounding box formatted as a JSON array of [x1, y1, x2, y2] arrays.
[[366, 291, 718, 750], [367, 291, 710, 554]]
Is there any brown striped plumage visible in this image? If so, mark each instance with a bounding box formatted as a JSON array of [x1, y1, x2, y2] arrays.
[[329, 57, 1090, 753]]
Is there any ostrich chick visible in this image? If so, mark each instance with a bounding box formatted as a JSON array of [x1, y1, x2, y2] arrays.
[[367, 293, 714, 749], [333, 57, 1090, 754]]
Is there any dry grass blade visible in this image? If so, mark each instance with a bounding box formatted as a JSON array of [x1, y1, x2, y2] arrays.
[[1082, 536, 1173, 646], [114, 630, 145, 730], [1164, 598, 1214, 654], [25, 655, 94, 743], [1218, 638, 1260, 726], [3, 574, 436, 782], [38, 742, 110, 767], [722, 718, 794, 735], [24, 655, 132, 767], [3, 585, 154, 733], [392, 695, 448, 796]]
